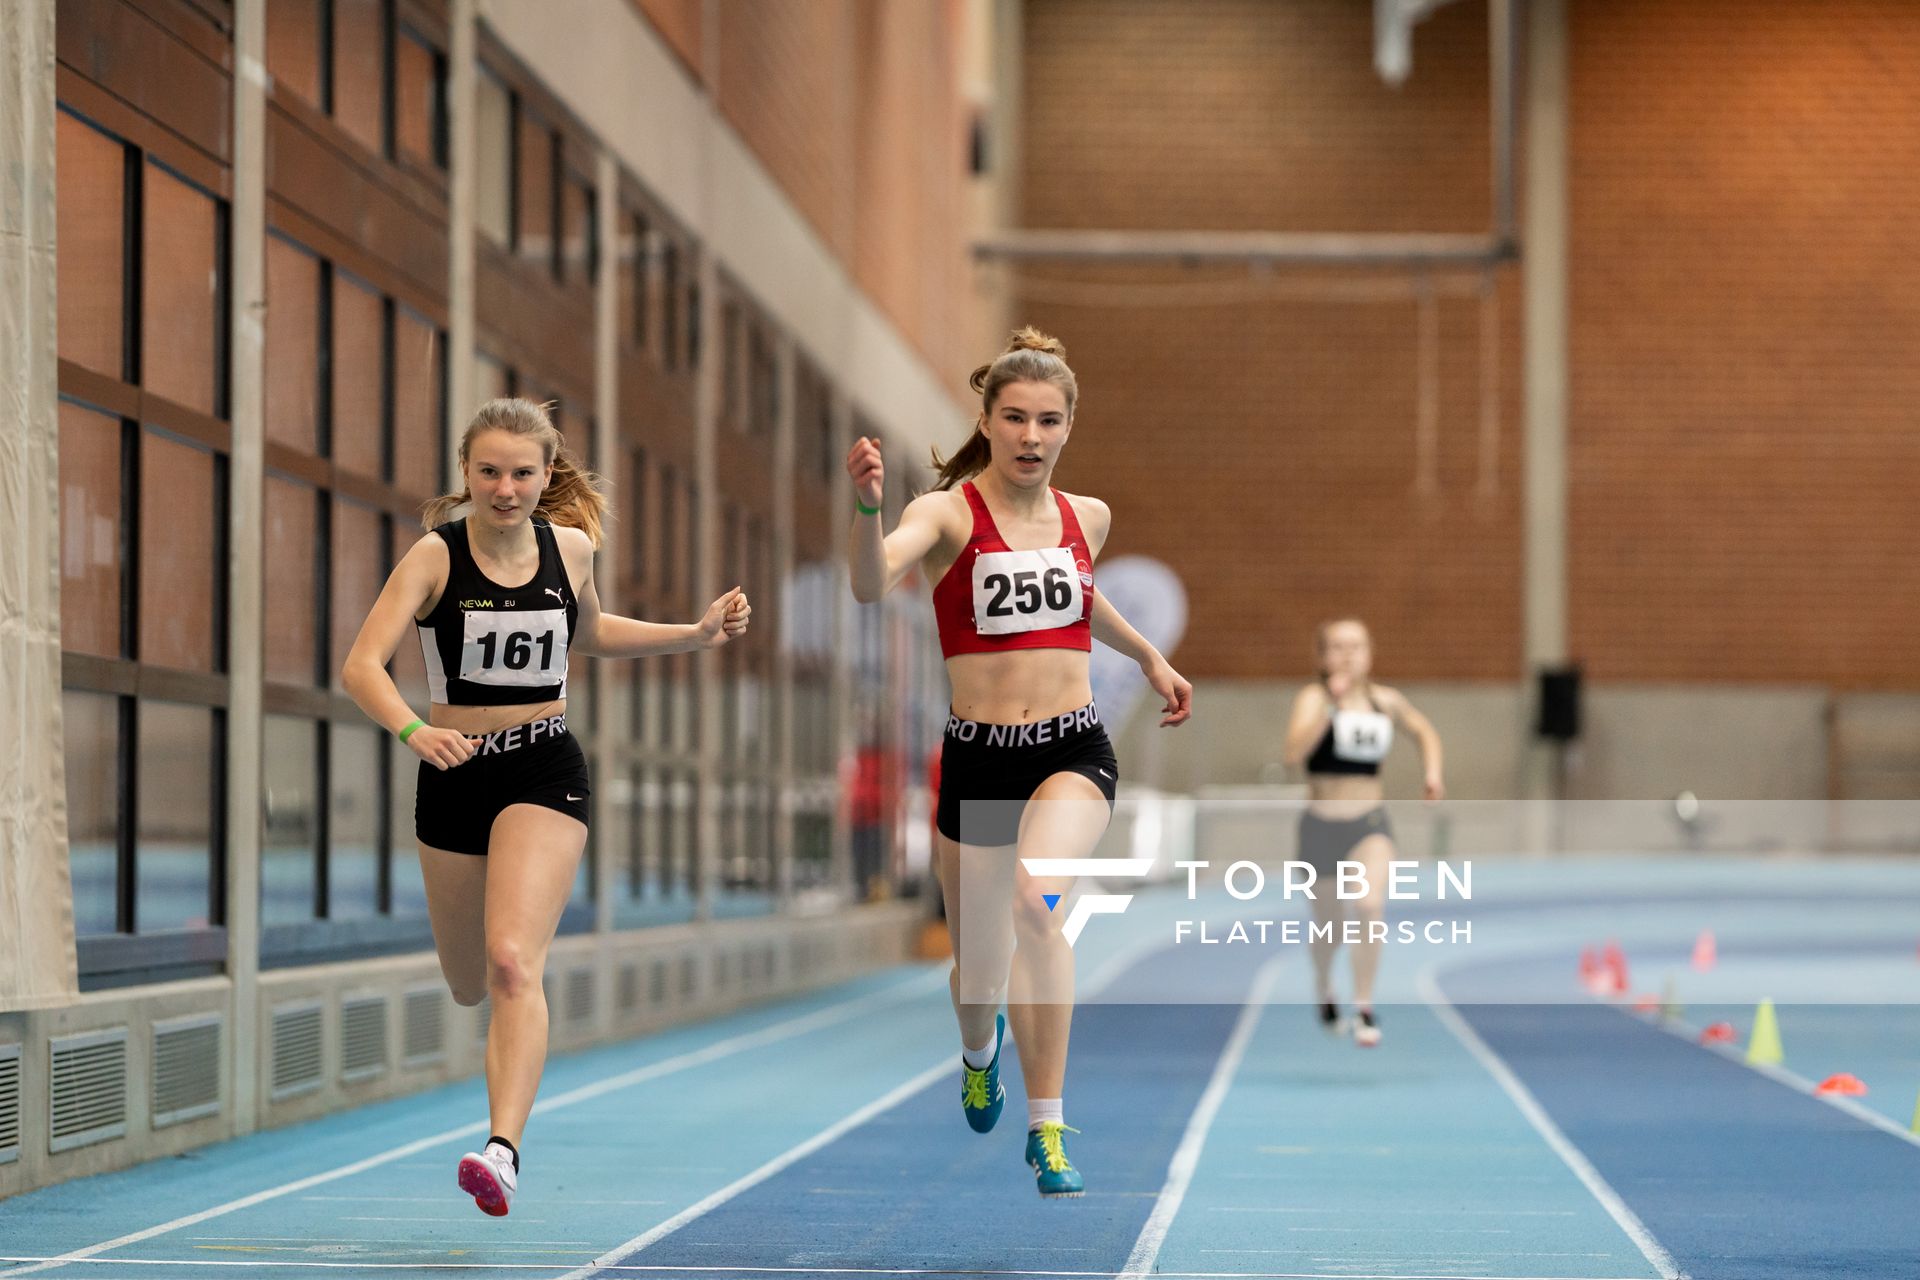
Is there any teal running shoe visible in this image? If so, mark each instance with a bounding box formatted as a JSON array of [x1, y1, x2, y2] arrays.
[[1025, 1121, 1085, 1198], [960, 1014, 1006, 1133]]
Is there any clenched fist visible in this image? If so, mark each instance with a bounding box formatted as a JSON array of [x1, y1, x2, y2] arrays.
[[846, 436, 884, 511], [698, 587, 752, 649]]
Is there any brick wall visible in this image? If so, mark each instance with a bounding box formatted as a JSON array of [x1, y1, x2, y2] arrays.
[[631, 0, 974, 387], [844, 0, 971, 391], [1019, 0, 1920, 690], [1019, 0, 1522, 682], [1021, 0, 1494, 234], [633, 0, 702, 78], [1567, 0, 1920, 687]]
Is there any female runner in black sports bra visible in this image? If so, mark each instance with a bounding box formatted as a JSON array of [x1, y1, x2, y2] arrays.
[[1281, 618, 1443, 1047], [343, 398, 750, 1215]]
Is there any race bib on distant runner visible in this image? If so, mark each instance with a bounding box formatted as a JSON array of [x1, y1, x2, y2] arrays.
[[1332, 709, 1393, 763]]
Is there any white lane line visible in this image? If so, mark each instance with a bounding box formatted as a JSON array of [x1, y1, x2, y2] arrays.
[[556, 931, 1243, 1280], [293, 1197, 666, 1205], [550, 1056, 954, 1280], [1624, 1002, 1920, 1151], [1116, 955, 1286, 1280], [337, 1216, 554, 1224], [0, 1261, 1667, 1277], [1416, 968, 1684, 1280], [188, 1236, 593, 1245], [9, 934, 1188, 1280], [0, 970, 946, 1280], [1198, 1258, 1620, 1266], [1203, 1207, 1577, 1216], [1276, 1228, 1512, 1236]]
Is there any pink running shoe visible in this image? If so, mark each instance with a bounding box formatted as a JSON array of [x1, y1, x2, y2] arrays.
[[457, 1141, 518, 1217]]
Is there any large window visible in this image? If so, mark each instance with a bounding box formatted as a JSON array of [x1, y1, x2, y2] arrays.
[[721, 299, 743, 431], [473, 54, 601, 918], [660, 241, 682, 371], [332, 0, 387, 153], [717, 291, 779, 438], [788, 361, 840, 892], [714, 362, 780, 910], [264, 0, 443, 170], [612, 439, 700, 927], [55, 112, 126, 382], [514, 103, 557, 279], [749, 321, 776, 439], [56, 99, 233, 985], [615, 212, 693, 378], [258, 226, 447, 963], [475, 68, 513, 247], [265, 0, 326, 113], [394, 24, 448, 170], [562, 168, 598, 287], [621, 209, 651, 353]]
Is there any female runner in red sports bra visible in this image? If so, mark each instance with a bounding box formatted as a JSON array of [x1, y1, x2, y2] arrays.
[[846, 328, 1191, 1197]]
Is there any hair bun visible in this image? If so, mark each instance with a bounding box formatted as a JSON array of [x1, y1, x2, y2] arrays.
[[1004, 326, 1066, 361]]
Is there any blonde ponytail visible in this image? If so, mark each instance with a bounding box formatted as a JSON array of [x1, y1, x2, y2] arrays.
[[537, 446, 607, 547], [420, 486, 471, 532]]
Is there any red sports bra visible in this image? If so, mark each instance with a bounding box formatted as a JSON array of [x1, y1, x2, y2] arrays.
[[932, 482, 1094, 659]]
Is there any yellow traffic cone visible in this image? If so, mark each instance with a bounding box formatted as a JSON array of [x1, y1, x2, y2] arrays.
[[1746, 997, 1783, 1066], [1909, 1086, 1919, 1135], [1659, 974, 1681, 1025]]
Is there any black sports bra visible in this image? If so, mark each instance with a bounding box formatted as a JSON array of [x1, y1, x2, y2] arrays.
[[415, 518, 578, 706], [1305, 688, 1395, 776]]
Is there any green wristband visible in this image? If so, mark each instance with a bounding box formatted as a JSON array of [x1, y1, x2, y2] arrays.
[[397, 718, 426, 743], [855, 499, 881, 516]]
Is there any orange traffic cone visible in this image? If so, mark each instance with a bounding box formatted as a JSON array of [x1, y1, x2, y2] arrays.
[[1814, 1073, 1868, 1097], [1692, 929, 1716, 972], [1602, 941, 1629, 994], [1579, 947, 1601, 992]]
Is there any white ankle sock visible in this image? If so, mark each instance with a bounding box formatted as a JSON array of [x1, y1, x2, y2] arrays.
[[961, 1028, 997, 1070], [1028, 1098, 1063, 1129]]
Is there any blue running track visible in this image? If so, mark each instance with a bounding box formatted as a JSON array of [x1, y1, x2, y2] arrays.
[[3, 856, 1918, 1280]]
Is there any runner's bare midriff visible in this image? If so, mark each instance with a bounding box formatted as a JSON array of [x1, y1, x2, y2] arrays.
[[430, 700, 567, 738], [946, 649, 1092, 726], [1306, 771, 1384, 819]]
